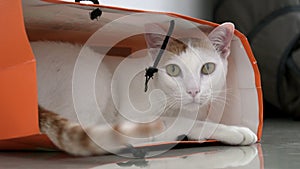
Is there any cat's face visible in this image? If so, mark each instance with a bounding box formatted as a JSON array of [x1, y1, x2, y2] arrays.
[[145, 23, 234, 112], [155, 46, 228, 112]]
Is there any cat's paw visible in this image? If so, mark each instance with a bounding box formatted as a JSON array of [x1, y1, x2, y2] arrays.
[[235, 127, 258, 145], [217, 126, 258, 145]]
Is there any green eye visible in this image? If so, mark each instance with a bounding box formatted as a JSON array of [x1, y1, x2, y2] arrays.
[[201, 62, 216, 75], [166, 64, 181, 77]]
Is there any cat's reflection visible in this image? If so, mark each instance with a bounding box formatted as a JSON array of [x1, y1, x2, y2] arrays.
[[117, 159, 149, 168], [104, 145, 261, 169], [0, 145, 262, 169]]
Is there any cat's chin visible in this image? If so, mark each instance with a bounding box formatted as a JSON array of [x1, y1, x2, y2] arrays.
[[181, 102, 204, 112]]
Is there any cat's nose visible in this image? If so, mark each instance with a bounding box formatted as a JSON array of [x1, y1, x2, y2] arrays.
[[187, 88, 200, 97]]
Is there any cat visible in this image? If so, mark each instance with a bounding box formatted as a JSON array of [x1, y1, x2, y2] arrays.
[[32, 22, 257, 156]]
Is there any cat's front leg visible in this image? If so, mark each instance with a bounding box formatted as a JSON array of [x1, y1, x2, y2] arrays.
[[188, 121, 257, 145]]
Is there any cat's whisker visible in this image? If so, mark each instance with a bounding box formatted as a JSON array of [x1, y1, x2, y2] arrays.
[[154, 97, 176, 109], [150, 95, 176, 104], [164, 102, 179, 116], [154, 100, 177, 116], [207, 98, 230, 114], [211, 93, 235, 103], [210, 93, 227, 98], [211, 100, 229, 107], [211, 88, 238, 99], [164, 103, 177, 113], [210, 91, 238, 104], [210, 97, 230, 107]]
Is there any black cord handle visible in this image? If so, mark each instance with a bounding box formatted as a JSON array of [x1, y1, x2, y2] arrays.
[[144, 20, 175, 92]]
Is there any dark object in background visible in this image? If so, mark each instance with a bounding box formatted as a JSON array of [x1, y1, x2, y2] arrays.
[[214, 0, 300, 119], [264, 100, 289, 119], [89, 8, 102, 20], [75, 0, 99, 4], [74, 0, 102, 20]]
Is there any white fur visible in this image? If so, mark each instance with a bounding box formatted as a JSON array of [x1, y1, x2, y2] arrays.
[[33, 41, 114, 125]]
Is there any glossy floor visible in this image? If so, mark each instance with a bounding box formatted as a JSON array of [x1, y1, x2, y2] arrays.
[[1, 119, 299, 169]]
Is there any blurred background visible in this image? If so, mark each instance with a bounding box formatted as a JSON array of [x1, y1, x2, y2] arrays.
[[100, 0, 219, 20]]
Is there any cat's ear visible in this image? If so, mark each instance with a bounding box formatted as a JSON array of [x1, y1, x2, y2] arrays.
[[208, 22, 235, 58], [144, 23, 167, 58], [144, 23, 166, 48]]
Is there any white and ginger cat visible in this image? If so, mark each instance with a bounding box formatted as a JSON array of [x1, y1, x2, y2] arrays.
[[32, 22, 257, 156]]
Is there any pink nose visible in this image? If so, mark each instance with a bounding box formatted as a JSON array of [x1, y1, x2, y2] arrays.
[[187, 89, 200, 97]]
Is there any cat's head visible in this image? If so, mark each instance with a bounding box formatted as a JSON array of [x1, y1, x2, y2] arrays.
[[144, 22, 234, 112]]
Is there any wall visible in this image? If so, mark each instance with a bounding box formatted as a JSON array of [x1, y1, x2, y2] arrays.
[[100, 0, 218, 20]]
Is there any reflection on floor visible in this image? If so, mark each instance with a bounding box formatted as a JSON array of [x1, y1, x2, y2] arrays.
[[1, 119, 300, 169], [0, 145, 261, 169]]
